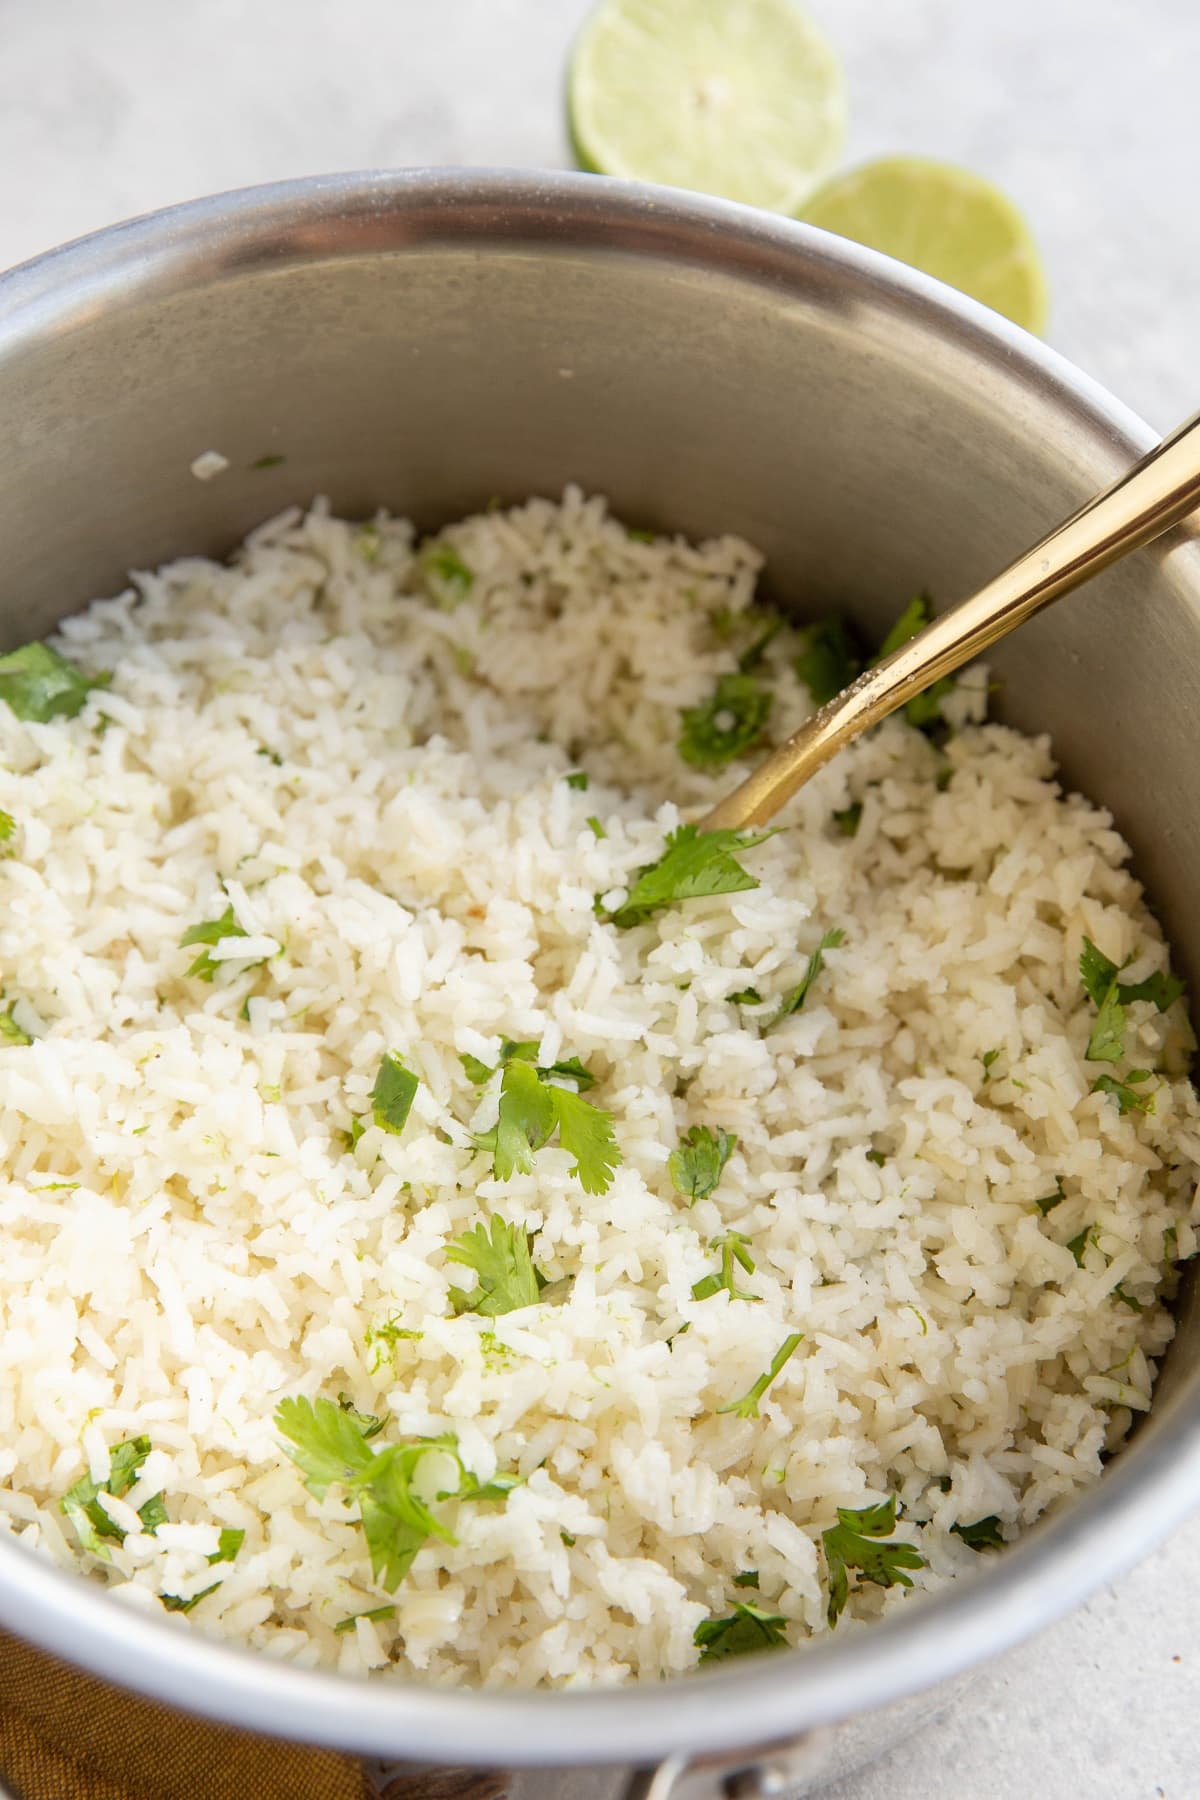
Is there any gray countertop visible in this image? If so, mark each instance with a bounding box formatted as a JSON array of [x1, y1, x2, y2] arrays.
[[0, 1, 1196, 1794]]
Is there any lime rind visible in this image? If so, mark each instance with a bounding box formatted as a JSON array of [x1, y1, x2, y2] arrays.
[[567, 0, 847, 214], [801, 155, 1048, 335]]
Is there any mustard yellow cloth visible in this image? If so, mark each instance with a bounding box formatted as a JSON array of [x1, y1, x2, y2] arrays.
[[0, 1629, 505, 1800]]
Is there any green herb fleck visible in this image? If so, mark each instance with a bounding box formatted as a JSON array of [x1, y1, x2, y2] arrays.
[[717, 1333, 803, 1419], [729, 987, 762, 1006], [732, 1569, 760, 1589], [832, 802, 862, 837], [370, 1053, 419, 1136], [1092, 1072, 1153, 1115], [334, 1605, 396, 1634], [420, 543, 474, 609], [694, 1601, 789, 1663], [208, 1527, 245, 1566], [61, 1436, 164, 1559], [566, 771, 589, 791], [691, 1230, 758, 1302], [951, 1515, 1004, 1552], [1114, 1284, 1145, 1313], [161, 1583, 220, 1614], [866, 1149, 887, 1168], [1067, 1226, 1096, 1267], [587, 816, 606, 840], [364, 1315, 421, 1374], [0, 1006, 31, 1045], [982, 1048, 1000, 1078], [736, 616, 783, 673], [1035, 1177, 1066, 1215], [679, 672, 772, 768], [604, 825, 773, 930], [338, 1393, 387, 1440], [446, 1216, 548, 1317], [669, 1125, 736, 1205], [559, 1529, 577, 1547], [0, 810, 14, 842], [179, 904, 261, 982], [250, 453, 287, 470], [0, 642, 108, 723], [771, 927, 845, 1024], [822, 1497, 925, 1627], [626, 527, 656, 544], [795, 617, 860, 706]]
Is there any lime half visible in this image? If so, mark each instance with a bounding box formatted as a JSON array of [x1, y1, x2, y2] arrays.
[[801, 156, 1048, 333], [568, 0, 846, 214]]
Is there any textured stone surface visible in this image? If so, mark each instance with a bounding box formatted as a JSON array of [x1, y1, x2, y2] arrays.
[[0, 1, 1197, 1792]]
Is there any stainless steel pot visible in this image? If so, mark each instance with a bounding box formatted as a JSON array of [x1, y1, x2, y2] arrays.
[[1, 169, 1198, 1799]]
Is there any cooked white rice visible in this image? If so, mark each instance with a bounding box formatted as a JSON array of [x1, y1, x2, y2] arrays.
[[0, 488, 1197, 1687]]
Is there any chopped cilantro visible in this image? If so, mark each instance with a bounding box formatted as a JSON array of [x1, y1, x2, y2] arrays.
[[61, 1436, 165, 1559], [795, 617, 860, 706], [565, 771, 589, 791], [691, 1230, 758, 1302], [250, 453, 287, 470], [1080, 937, 1184, 1067], [478, 1056, 618, 1194], [179, 904, 262, 982], [370, 1053, 419, 1136], [736, 616, 783, 672], [951, 1515, 1004, 1552], [771, 927, 845, 1024], [334, 1605, 396, 1634], [982, 1048, 1000, 1077], [161, 1583, 220, 1614], [355, 524, 382, 562], [729, 987, 762, 1006], [560, 1529, 577, 1547], [461, 1041, 597, 1091], [420, 543, 474, 609], [832, 802, 862, 837], [446, 1216, 547, 1317], [1114, 1284, 1144, 1313], [1035, 1177, 1066, 1215], [679, 672, 772, 768], [1067, 1226, 1096, 1267], [874, 593, 955, 728], [1117, 970, 1185, 1010], [822, 1497, 925, 1627], [865, 1149, 887, 1167], [0, 642, 108, 723], [717, 1333, 803, 1419], [604, 825, 773, 930], [338, 1393, 387, 1440], [0, 810, 14, 842], [587, 816, 606, 839], [626, 527, 656, 544], [275, 1397, 514, 1591], [669, 1125, 737, 1205], [694, 1601, 789, 1663], [1092, 1072, 1153, 1115], [732, 1569, 760, 1589], [459, 1051, 495, 1086], [208, 1527, 245, 1566], [0, 1006, 31, 1045]]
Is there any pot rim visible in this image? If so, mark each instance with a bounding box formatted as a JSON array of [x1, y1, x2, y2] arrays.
[[0, 166, 1194, 1766]]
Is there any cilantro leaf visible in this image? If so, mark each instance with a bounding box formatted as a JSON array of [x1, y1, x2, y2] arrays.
[[334, 1605, 396, 1635], [480, 1056, 618, 1194], [604, 825, 773, 930], [446, 1216, 546, 1317], [0, 642, 108, 723], [1067, 1226, 1095, 1266], [551, 1083, 619, 1194], [1035, 1177, 1066, 1215], [669, 1125, 737, 1205], [565, 771, 589, 791], [717, 1333, 803, 1419], [371, 1053, 419, 1135], [950, 1515, 1004, 1552], [1087, 985, 1126, 1064], [691, 1230, 758, 1302], [587, 816, 606, 839], [1117, 970, 1184, 1011], [832, 802, 862, 837], [694, 1601, 788, 1663], [276, 1398, 513, 1593], [771, 927, 845, 1024], [459, 1051, 495, 1086], [1079, 937, 1120, 1007], [1114, 1283, 1144, 1313], [338, 1393, 387, 1440], [736, 616, 783, 673], [873, 594, 955, 729], [180, 904, 257, 982], [275, 1395, 377, 1499], [822, 1497, 925, 1627], [208, 1527, 245, 1566], [729, 986, 762, 1006], [0, 1006, 31, 1045], [795, 617, 860, 706], [679, 672, 772, 768], [982, 1048, 1000, 1077], [161, 1583, 221, 1614], [0, 811, 14, 842], [420, 543, 474, 609], [60, 1436, 163, 1560], [732, 1569, 760, 1588], [1092, 1073, 1153, 1115]]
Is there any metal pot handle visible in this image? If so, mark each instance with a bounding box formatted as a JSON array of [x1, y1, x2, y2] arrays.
[[496, 1730, 833, 1800]]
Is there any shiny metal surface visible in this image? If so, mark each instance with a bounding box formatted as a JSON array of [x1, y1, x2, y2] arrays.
[[706, 406, 1200, 828], [0, 170, 1199, 1775]]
